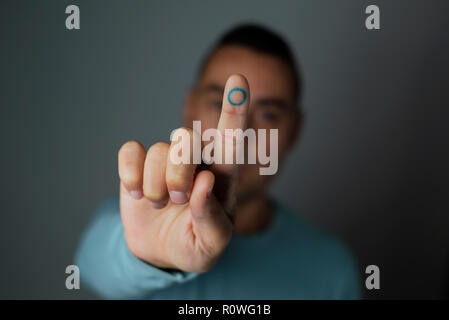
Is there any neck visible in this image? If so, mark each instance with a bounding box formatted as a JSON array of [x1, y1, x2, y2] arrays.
[[233, 193, 274, 235]]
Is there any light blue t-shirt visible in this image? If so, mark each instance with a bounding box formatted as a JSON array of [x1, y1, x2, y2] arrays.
[[75, 198, 361, 299]]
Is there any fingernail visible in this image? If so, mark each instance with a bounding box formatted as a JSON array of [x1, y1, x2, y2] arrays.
[[149, 200, 166, 209], [130, 190, 143, 200], [169, 191, 188, 204]]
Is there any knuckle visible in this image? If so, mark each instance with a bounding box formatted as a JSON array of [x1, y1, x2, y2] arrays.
[[143, 189, 167, 202], [120, 170, 140, 186], [166, 173, 191, 191], [166, 164, 195, 186]]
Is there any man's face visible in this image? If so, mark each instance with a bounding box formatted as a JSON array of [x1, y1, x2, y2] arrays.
[[184, 45, 300, 200]]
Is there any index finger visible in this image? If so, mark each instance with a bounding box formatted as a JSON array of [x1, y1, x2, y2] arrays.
[[211, 74, 249, 211], [217, 74, 250, 134]]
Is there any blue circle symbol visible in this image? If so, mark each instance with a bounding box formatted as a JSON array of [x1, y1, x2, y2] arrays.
[[227, 88, 247, 106]]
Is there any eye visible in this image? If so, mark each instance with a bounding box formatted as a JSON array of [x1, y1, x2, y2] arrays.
[[260, 111, 280, 122], [209, 100, 222, 110]]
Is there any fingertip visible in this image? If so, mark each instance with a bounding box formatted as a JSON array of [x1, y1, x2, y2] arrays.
[[217, 74, 250, 137], [118, 140, 145, 158], [224, 74, 250, 109], [190, 170, 215, 215], [118, 140, 146, 192], [227, 73, 249, 88]]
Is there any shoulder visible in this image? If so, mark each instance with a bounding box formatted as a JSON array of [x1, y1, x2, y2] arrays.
[[274, 202, 362, 299]]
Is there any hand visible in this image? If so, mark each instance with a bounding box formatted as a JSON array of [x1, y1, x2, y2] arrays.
[[118, 74, 250, 273]]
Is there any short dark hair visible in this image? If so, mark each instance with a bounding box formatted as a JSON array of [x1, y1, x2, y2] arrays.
[[198, 24, 302, 106]]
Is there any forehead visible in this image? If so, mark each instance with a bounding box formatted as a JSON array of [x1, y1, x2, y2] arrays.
[[199, 45, 296, 104]]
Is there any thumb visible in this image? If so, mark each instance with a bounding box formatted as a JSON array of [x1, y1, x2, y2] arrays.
[[189, 170, 233, 253]]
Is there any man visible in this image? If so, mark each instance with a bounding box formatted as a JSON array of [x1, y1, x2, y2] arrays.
[[75, 24, 361, 299]]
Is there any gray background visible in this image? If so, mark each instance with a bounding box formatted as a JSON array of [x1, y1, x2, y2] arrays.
[[1, 0, 448, 299]]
